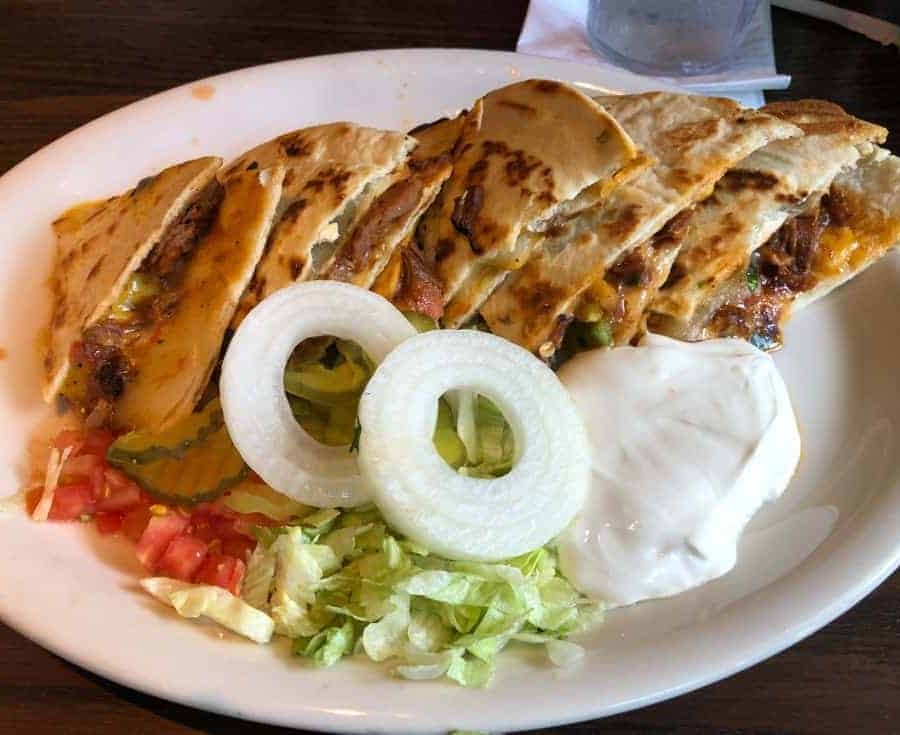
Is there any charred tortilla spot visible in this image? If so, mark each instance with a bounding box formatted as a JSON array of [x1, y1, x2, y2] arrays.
[[246, 161, 259, 171], [665, 118, 721, 148], [303, 166, 352, 197], [534, 80, 561, 93], [775, 191, 804, 205], [105, 222, 118, 237], [536, 191, 556, 207], [669, 167, 703, 189], [721, 169, 780, 192], [281, 198, 308, 224], [281, 134, 312, 158], [505, 152, 541, 186], [514, 280, 565, 314], [604, 203, 642, 240], [283, 169, 295, 188], [434, 238, 456, 263]]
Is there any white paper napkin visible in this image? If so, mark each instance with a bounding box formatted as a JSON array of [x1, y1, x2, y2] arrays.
[[517, 0, 791, 108]]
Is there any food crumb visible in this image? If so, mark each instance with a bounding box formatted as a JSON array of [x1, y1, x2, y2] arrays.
[[191, 84, 216, 101]]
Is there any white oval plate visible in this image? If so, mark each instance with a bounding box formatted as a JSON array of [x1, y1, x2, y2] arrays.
[[1, 49, 899, 734]]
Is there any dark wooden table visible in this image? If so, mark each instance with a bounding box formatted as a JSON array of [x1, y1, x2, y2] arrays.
[[2, 2, 898, 733]]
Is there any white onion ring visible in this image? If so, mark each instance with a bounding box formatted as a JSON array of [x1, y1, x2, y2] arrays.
[[220, 281, 415, 507], [357, 329, 591, 561]]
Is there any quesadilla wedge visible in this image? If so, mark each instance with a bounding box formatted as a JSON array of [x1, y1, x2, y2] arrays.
[[648, 100, 887, 347], [365, 114, 470, 319], [227, 123, 415, 324], [480, 92, 801, 356], [322, 153, 452, 288], [45, 157, 222, 413], [370, 233, 445, 320], [652, 146, 900, 347], [792, 148, 900, 311], [113, 164, 285, 430], [419, 79, 644, 328]]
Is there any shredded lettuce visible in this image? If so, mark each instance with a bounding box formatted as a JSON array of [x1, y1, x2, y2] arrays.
[[141, 577, 275, 644], [239, 505, 601, 687], [223, 481, 311, 520]]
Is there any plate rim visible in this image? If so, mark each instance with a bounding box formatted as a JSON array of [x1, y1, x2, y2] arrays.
[[1, 47, 898, 734]]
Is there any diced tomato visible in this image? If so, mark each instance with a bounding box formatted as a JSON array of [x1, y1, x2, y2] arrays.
[[95, 511, 126, 534], [53, 429, 85, 455], [25, 487, 43, 515], [61, 453, 106, 497], [188, 509, 250, 544], [156, 534, 209, 581], [194, 552, 246, 595], [121, 505, 152, 543], [95, 468, 144, 512], [79, 429, 115, 457], [136, 512, 190, 570], [48, 482, 95, 521], [220, 535, 255, 562]]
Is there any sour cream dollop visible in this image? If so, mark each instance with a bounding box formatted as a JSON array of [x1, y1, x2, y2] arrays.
[[557, 334, 801, 607]]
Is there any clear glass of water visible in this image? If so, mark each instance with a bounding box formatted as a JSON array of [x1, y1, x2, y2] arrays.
[[586, 0, 763, 76]]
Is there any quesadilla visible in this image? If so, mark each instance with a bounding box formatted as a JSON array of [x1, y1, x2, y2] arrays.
[[112, 164, 285, 430], [365, 114, 471, 319], [792, 148, 900, 311], [648, 100, 888, 347], [227, 123, 415, 324], [45, 157, 222, 419], [228, 122, 451, 323], [480, 92, 801, 356], [47, 160, 284, 431], [419, 79, 645, 328]]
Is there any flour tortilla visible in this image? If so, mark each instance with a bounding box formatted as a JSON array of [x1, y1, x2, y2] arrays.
[[649, 100, 887, 340], [321, 154, 452, 289], [114, 165, 285, 431], [480, 92, 800, 354], [227, 123, 415, 325], [792, 147, 900, 311], [44, 157, 222, 401], [419, 79, 642, 328]]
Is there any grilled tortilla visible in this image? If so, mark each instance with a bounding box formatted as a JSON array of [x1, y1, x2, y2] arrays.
[[419, 79, 643, 328], [227, 123, 415, 324], [364, 115, 469, 319], [321, 153, 452, 289], [480, 92, 801, 356], [45, 157, 222, 406], [793, 148, 900, 311], [658, 147, 900, 347], [113, 165, 285, 430], [648, 100, 887, 346]]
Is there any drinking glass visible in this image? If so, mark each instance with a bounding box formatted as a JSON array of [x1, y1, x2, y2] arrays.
[[586, 0, 763, 76]]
